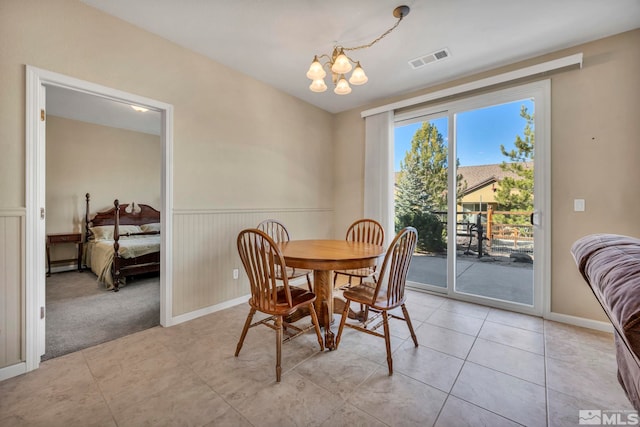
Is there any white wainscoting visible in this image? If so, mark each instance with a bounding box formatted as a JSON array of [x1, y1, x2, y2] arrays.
[[171, 208, 333, 317], [0, 209, 25, 369]]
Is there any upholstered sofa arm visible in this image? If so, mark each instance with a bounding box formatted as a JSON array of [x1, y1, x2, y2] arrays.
[[571, 233, 640, 409]]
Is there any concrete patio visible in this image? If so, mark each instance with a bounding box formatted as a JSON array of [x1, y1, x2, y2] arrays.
[[407, 252, 534, 305]]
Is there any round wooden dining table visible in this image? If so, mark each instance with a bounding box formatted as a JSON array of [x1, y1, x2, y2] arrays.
[[278, 239, 385, 350]]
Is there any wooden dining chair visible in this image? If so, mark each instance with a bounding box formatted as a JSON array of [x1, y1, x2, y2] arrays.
[[335, 227, 418, 375], [235, 228, 324, 382], [257, 219, 313, 291], [333, 219, 385, 288]]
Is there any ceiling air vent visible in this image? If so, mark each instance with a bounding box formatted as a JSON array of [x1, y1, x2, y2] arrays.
[[409, 48, 451, 69]]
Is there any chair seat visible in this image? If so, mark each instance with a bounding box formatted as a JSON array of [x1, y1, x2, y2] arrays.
[[250, 286, 316, 316], [343, 284, 405, 311], [334, 267, 376, 278]]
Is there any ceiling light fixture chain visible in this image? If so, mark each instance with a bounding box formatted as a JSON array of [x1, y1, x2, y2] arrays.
[[306, 5, 410, 95], [342, 10, 407, 52]]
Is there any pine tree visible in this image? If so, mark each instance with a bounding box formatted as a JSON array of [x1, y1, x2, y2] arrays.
[[495, 106, 534, 224], [395, 122, 464, 251]]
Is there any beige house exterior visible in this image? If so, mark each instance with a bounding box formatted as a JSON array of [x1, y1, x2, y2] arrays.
[[457, 162, 533, 214]]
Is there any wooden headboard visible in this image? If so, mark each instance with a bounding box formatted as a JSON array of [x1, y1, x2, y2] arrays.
[[85, 193, 160, 240]]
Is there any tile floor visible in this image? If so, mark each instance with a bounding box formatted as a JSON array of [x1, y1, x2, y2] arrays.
[[0, 289, 634, 426]]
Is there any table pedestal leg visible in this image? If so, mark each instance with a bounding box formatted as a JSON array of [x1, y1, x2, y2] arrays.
[[313, 270, 335, 350], [333, 298, 368, 322]]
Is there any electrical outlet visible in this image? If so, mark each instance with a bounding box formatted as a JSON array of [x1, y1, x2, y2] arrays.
[[233, 268, 239, 279]]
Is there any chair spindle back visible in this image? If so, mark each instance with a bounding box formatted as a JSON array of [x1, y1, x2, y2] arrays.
[[346, 219, 385, 246], [257, 219, 291, 244], [372, 227, 417, 307], [237, 229, 293, 312]]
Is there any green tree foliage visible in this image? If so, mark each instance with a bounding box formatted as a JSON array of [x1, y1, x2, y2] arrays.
[[495, 106, 534, 224], [396, 210, 445, 252], [395, 122, 464, 252]]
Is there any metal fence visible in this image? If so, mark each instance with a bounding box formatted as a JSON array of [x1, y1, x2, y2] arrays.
[[431, 210, 534, 257], [486, 210, 533, 255]]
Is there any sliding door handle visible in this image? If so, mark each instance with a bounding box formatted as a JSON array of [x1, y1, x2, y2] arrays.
[[530, 211, 540, 227]]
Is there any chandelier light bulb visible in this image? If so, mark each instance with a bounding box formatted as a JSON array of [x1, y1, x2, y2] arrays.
[[306, 56, 326, 80], [309, 78, 328, 93], [348, 62, 368, 85], [334, 75, 352, 95], [306, 5, 410, 95], [331, 48, 352, 74]]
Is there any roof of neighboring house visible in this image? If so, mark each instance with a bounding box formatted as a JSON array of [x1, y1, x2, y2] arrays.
[[394, 162, 532, 193], [458, 162, 532, 194]]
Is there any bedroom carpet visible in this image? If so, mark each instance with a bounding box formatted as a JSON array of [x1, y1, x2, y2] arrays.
[[43, 271, 159, 361]]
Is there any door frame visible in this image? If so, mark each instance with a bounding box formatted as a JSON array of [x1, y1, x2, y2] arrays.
[[395, 80, 550, 316], [25, 65, 174, 371]]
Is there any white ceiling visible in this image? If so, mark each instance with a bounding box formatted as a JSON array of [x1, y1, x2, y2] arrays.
[[46, 85, 161, 135], [76, 0, 640, 114], [49, 0, 640, 125]]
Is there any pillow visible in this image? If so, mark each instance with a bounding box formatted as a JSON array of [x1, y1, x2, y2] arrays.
[[90, 225, 142, 240], [140, 222, 161, 233], [89, 226, 113, 240]]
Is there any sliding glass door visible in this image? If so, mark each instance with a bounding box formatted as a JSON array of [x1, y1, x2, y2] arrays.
[[395, 114, 449, 292], [453, 100, 535, 305], [394, 82, 548, 314]]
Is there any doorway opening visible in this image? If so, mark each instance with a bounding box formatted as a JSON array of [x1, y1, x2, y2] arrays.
[[25, 66, 174, 372], [42, 86, 162, 360]]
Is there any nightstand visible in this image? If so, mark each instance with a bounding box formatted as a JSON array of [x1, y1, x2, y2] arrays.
[[47, 233, 83, 276]]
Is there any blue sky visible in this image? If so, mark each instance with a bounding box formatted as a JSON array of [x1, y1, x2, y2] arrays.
[[394, 99, 535, 171]]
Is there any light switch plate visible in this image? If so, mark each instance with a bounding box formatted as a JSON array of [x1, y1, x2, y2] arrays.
[[574, 199, 585, 212]]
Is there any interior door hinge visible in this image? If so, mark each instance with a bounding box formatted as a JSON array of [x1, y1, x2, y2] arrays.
[[40, 207, 45, 219], [40, 306, 45, 319], [40, 109, 46, 121]]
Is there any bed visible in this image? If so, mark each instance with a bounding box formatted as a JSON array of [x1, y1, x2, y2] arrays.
[[84, 193, 160, 291]]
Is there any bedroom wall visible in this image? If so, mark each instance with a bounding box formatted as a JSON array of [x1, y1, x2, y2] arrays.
[[46, 116, 161, 265], [0, 0, 333, 369], [333, 29, 640, 323]]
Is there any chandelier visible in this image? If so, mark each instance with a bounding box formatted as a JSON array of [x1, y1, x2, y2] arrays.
[[306, 5, 410, 95]]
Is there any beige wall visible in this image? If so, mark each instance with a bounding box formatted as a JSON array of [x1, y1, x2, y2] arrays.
[[0, 0, 333, 367], [0, 0, 333, 210], [550, 30, 640, 319], [46, 116, 161, 263], [333, 109, 366, 232], [334, 29, 640, 323]]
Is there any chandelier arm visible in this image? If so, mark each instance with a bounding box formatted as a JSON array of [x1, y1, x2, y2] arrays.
[[342, 15, 404, 52], [342, 52, 360, 64], [316, 54, 334, 69], [307, 5, 409, 94]]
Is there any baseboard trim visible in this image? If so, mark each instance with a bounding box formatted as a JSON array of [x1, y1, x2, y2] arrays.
[[168, 294, 248, 327], [545, 311, 613, 333], [0, 362, 26, 381], [167, 298, 613, 335]]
